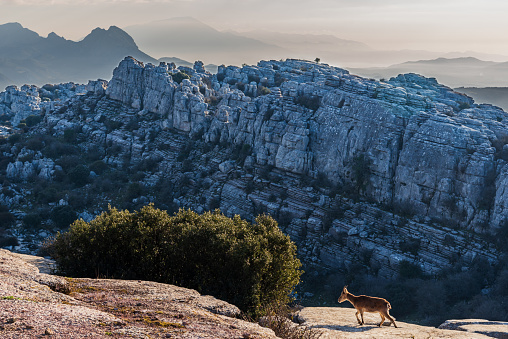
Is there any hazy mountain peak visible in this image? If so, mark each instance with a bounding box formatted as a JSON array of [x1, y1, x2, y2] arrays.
[[47, 32, 64, 40], [404, 56, 488, 65], [0, 22, 41, 47], [1, 22, 24, 30], [82, 25, 138, 48], [0, 23, 155, 89], [124, 17, 287, 63]]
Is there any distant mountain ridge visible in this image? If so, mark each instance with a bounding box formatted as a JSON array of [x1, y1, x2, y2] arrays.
[[124, 17, 289, 65], [456, 87, 508, 112], [351, 57, 508, 87], [0, 22, 155, 89]]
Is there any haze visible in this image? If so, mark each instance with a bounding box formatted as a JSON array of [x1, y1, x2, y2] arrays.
[[3, 0, 508, 62]]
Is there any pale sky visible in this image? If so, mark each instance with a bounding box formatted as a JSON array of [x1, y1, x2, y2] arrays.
[[2, 0, 508, 56]]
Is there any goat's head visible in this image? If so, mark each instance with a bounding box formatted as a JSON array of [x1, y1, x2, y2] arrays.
[[338, 285, 349, 303]]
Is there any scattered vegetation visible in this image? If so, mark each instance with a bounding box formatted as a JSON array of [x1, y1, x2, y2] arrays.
[[294, 95, 320, 111]]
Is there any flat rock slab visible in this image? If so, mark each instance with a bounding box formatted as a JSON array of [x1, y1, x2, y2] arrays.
[[0, 249, 278, 338], [297, 307, 492, 338], [439, 319, 508, 338], [8, 252, 57, 274]]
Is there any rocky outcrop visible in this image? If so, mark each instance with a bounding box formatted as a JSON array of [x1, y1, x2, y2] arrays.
[[99, 57, 508, 232], [2, 57, 507, 278], [0, 249, 278, 338], [0, 82, 86, 126]]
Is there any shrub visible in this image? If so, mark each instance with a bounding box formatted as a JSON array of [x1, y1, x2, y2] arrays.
[[23, 213, 43, 229], [50, 205, 77, 229], [399, 237, 421, 256], [274, 73, 286, 87], [352, 154, 370, 193], [398, 260, 424, 279], [294, 95, 319, 111], [89, 160, 108, 175], [24, 115, 42, 127], [48, 205, 302, 316], [8, 134, 22, 145], [68, 165, 90, 187], [171, 71, 191, 84], [248, 74, 261, 83], [258, 86, 271, 96], [0, 235, 19, 248], [63, 128, 77, 143], [0, 204, 15, 227]]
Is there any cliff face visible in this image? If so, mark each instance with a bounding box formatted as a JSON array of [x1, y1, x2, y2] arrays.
[[0, 57, 506, 277], [104, 57, 506, 232]]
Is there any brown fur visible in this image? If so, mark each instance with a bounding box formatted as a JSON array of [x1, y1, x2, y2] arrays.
[[338, 285, 397, 328]]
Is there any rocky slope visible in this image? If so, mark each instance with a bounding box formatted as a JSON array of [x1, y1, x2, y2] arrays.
[[0, 57, 506, 280], [0, 248, 278, 338]]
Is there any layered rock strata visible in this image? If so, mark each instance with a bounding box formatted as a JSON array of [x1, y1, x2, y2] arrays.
[[1, 57, 507, 277]]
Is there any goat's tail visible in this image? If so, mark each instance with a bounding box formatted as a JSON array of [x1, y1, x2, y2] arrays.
[[387, 302, 392, 310]]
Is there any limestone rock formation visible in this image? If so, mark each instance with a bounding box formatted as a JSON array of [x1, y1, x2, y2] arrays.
[[1, 57, 507, 279]]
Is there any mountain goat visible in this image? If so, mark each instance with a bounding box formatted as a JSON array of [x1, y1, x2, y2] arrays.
[[338, 285, 397, 328]]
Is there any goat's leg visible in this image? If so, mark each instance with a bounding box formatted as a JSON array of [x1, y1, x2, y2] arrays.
[[378, 313, 385, 327], [355, 310, 362, 325], [385, 309, 397, 328], [359, 310, 365, 325]]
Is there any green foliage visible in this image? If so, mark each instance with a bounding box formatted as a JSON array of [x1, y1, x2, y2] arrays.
[[171, 71, 191, 84], [399, 237, 421, 256], [23, 213, 43, 229], [294, 95, 320, 111], [48, 205, 302, 316], [248, 74, 261, 83], [63, 128, 77, 143], [398, 260, 424, 279], [50, 205, 77, 229], [68, 165, 90, 187], [258, 86, 271, 96], [216, 73, 225, 82], [23, 115, 43, 127], [0, 204, 15, 227], [274, 72, 286, 87], [8, 134, 21, 145], [89, 160, 108, 175]]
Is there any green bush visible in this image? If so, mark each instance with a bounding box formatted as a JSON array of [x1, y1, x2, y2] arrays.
[[294, 95, 320, 111], [0, 204, 15, 227], [68, 165, 90, 187], [24, 115, 42, 127], [171, 71, 191, 84], [50, 205, 77, 229], [48, 205, 302, 316]]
